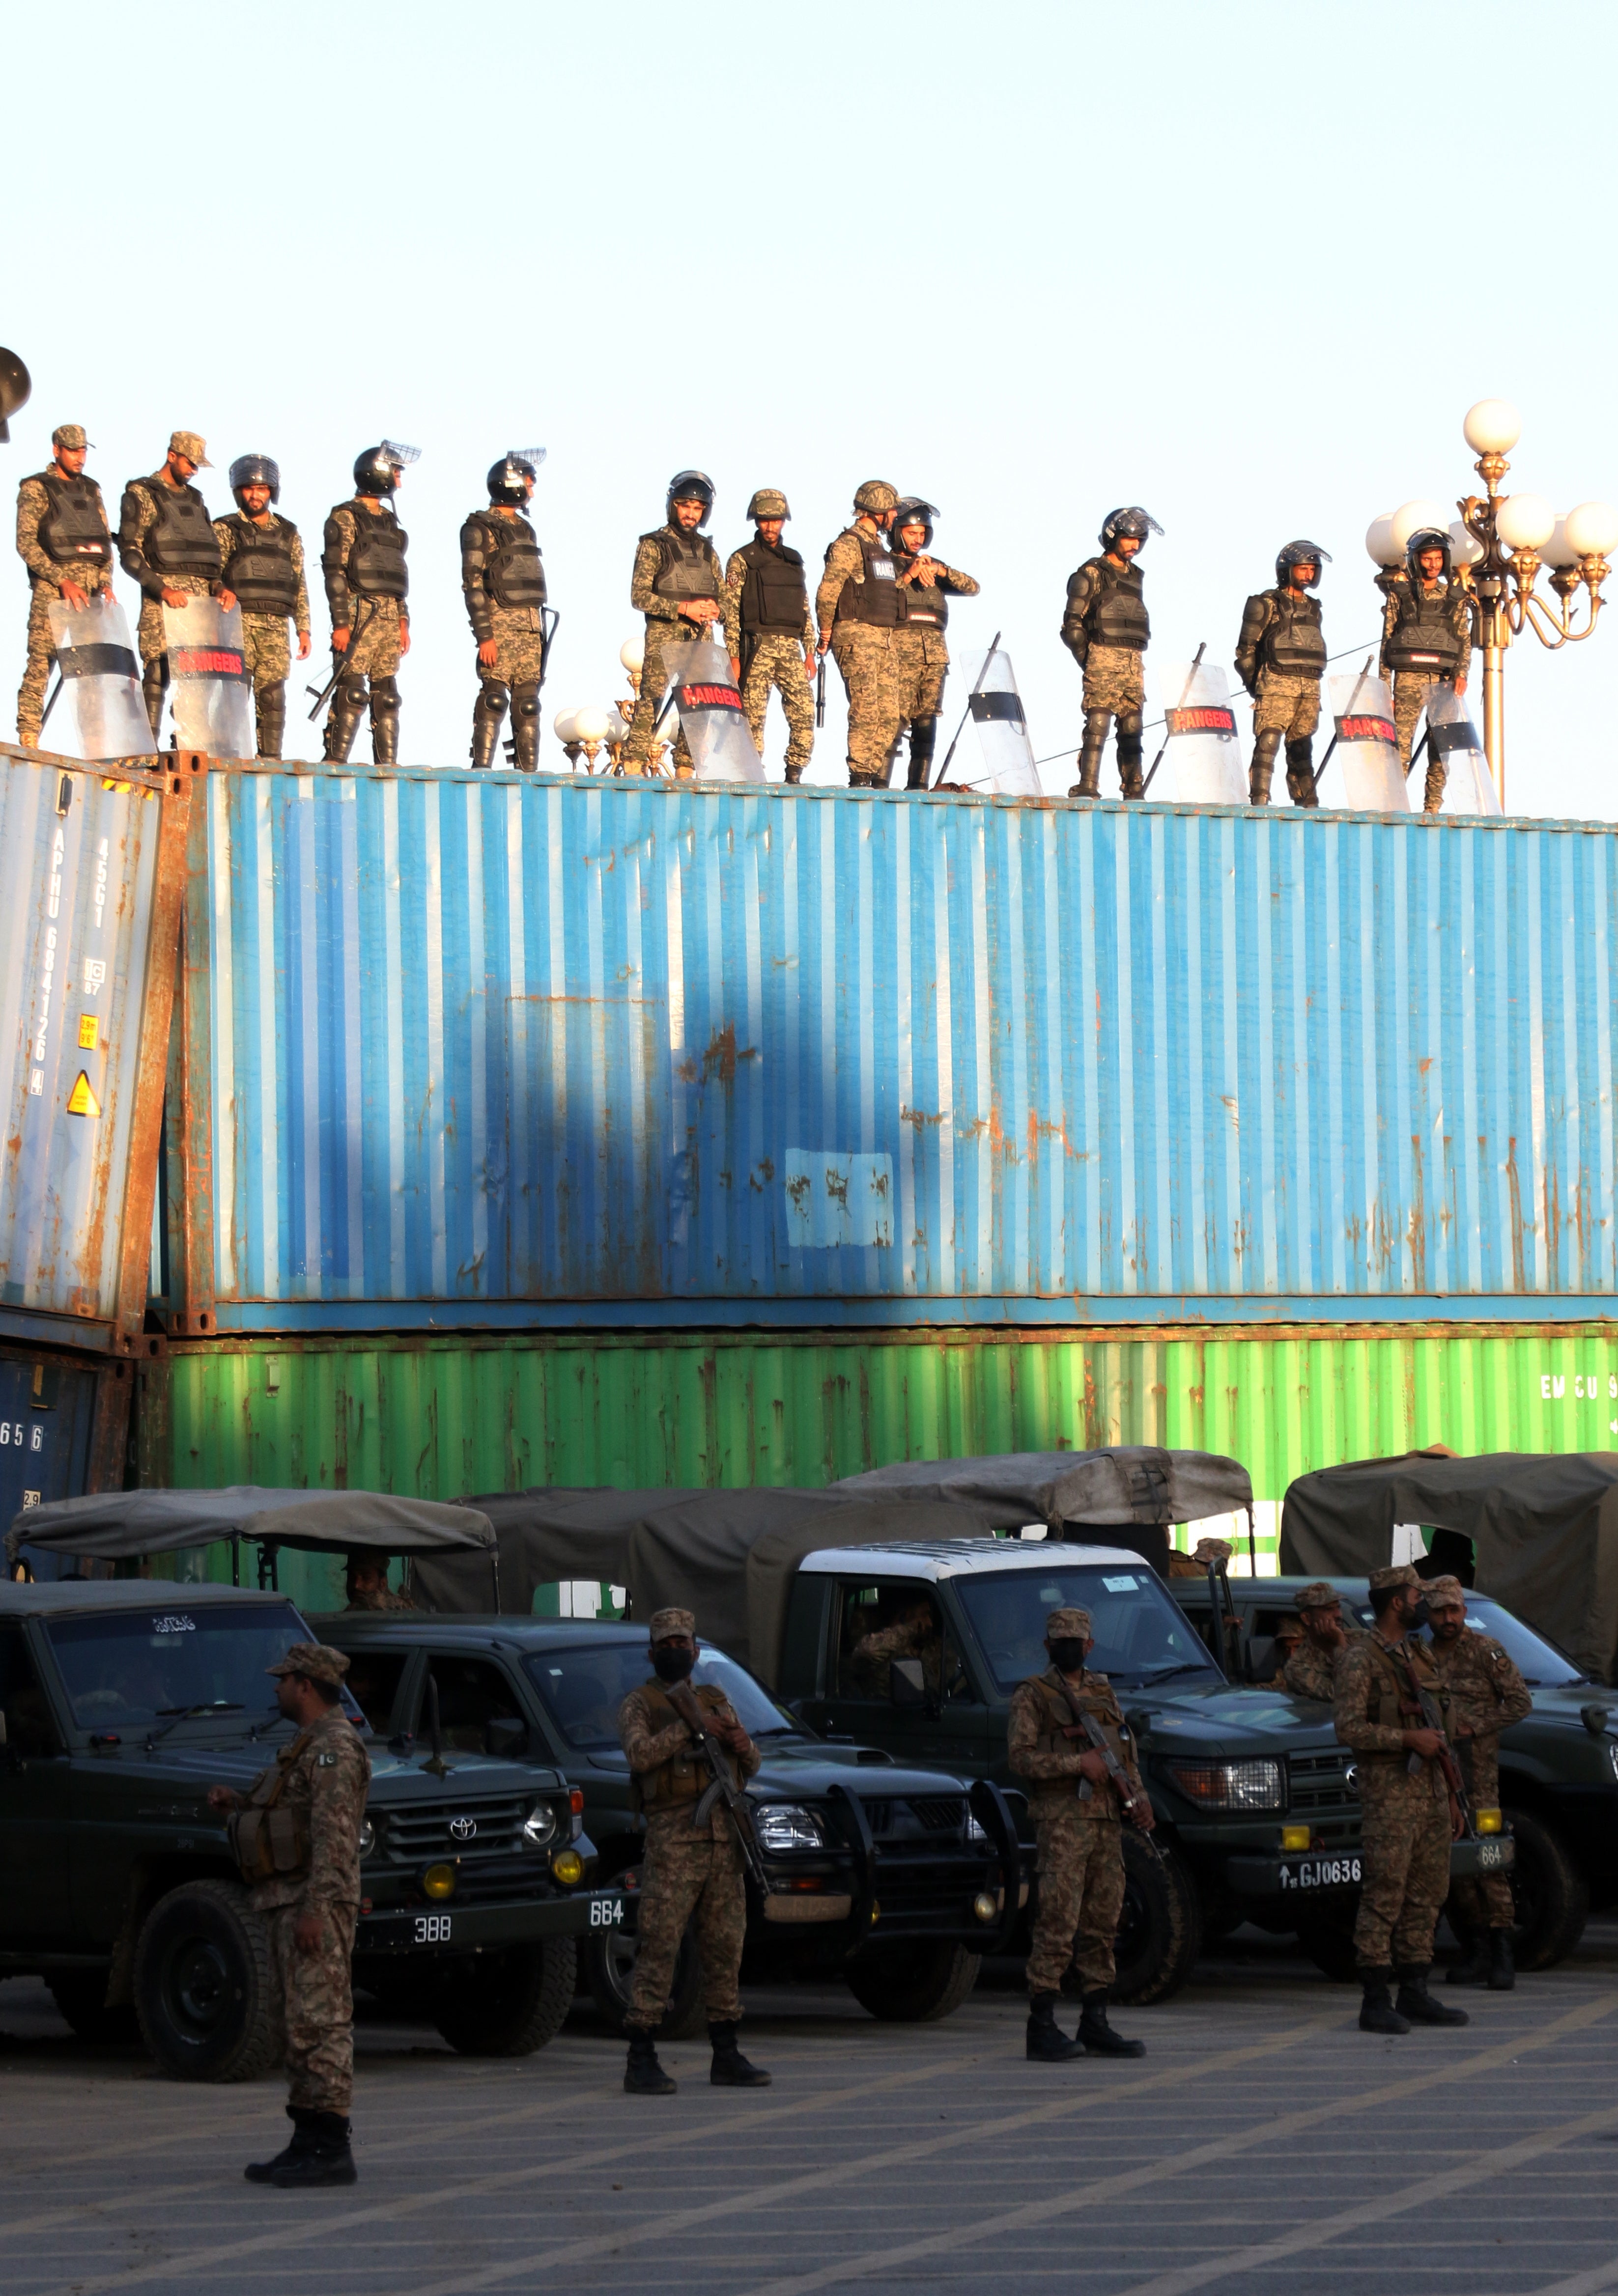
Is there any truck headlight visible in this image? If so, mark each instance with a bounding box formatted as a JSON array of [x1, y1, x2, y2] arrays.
[[1168, 1759, 1284, 1812], [1609, 1742, 1618, 1785], [522, 1801, 559, 1849], [357, 1820, 376, 1858], [965, 1813, 990, 1843], [753, 1804, 825, 1852]]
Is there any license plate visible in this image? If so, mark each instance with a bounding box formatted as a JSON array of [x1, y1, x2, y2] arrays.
[[589, 1897, 624, 1927], [363, 1912, 454, 1947], [1277, 1855, 1361, 1891]]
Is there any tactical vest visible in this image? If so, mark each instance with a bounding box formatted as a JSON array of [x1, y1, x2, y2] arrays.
[[1261, 588, 1327, 677], [1385, 581, 1466, 676], [1359, 1638, 1452, 1762], [33, 472, 111, 569], [218, 513, 300, 616], [138, 478, 223, 579], [1018, 1669, 1131, 1809], [629, 1679, 739, 1813], [481, 513, 548, 610], [1084, 557, 1149, 650], [227, 1727, 315, 1883], [898, 559, 948, 631], [344, 503, 410, 600], [737, 537, 808, 634], [832, 530, 901, 630], [647, 528, 719, 603]]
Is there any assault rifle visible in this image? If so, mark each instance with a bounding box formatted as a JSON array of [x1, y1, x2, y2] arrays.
[[1398, 1642, 1473, 1842], [1052, 1677, 1164, 1865], [665, 1679, 773, 1896], [815, 650, 826, 729]]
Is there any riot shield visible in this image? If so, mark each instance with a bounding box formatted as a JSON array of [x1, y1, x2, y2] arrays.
[[660, 638, 764, 783], [1424, 685, 1501, 816], [1316, 671, 1409, 812], [1150, 660, 1246, 803], [44, 596, 153, 761], [940, 647, 1040, 797], [162, 597, 254, 758]]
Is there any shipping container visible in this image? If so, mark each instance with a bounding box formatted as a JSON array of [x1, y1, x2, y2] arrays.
[[165, 770, 1618, 1333], [0, 1339, 138, 1575], [0, 744, 197, 1352]]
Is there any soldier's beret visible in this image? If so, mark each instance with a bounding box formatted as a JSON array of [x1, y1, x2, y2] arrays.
[[52, 423, 88, 451], [1424, 1575, 1466, 1607], [1295, 1580, 1342, 1611], [267, 1641, 351, 1685], [648, 1606, 696, 1641], [1046, 1607, 1091, 1639], [1192, 1538, 1234, 1565], [1368, 1563, 1420, 1593]]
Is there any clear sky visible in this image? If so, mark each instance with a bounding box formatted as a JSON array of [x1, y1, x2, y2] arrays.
[[5, 0, 1615, 814]]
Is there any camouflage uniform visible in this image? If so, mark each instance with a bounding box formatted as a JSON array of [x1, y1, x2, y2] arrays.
[[1435, 1614, 1531, 1930], [1077, 644, 1145, 717], [722, 549, 815, 777], [848, 1612, 943, 1698], [892, 557, 980, 786], [618, 1676, 759, 2028], [118, 468, 221, 735], [212, 513, 310, 757], [1251, 671, 1321, 743], [1380, 573, 1474, 805], [1008, 1660, 1141, 1993], [1334, 1627, 1455, 1970], [15, 457, 114, 746], [321, 501, 408, 763], [817, 525, 905, 786], [623, 527, 726, 775], [343, 1584, 416, 1614]]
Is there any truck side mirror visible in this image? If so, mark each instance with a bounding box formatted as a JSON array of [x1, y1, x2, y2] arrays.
[[890, 1658, 926, 1708]]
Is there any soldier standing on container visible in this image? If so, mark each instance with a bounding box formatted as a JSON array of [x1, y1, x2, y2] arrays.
[[616, 1606, 771, 2095], [1378, 527, 1474, 805], [322, 445, 414, 764], [14, 423, 114, 748], [1060, 507, 1161, 800], [816, 479, 904, 788], [891, 498, 979, 790], [1008, 1606, 1150, 2062], [622, 472, 725, 778], [1426, 1574, 1530, 1991], [1283, 1580, 1366, 1701], [462, 451, 549, 769], [118, 430, 231, 741], [207, 1642, 370, 2188], [213, 456, 310, 760], [723, 488, 815, 783], [1333, 1564, 1469, 2035], [1234, 541, 1332, 808]]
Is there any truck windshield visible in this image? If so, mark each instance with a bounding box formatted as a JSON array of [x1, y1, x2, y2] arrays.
[[953, 1565, 1221, 1693], [523, 1642, 797, 1751], [44, 1601, 317, 1730], [1429, 1597, 1586, 1687]]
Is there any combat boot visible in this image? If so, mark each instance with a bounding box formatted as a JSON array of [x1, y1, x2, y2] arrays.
[[244, 2106, 316, 2184], [1248, 728, 1281, 804], [1487, 1930, 1516, 1991], [1069, 714, 1109, 800], [255, 691, 285, 762], [323, 676, 366, 763], [1114, 713, 1145, 801], [1078, 1989, 1146, 2058], [369, 677, 401, 765], [1358, 1968, 1410, 2034], [510, 681, 542, 772], [906, 716, 938, 791], [783, 762, 804, 785], [1024, 1990, 1084, 2062], [141, 662, 167, 744], [709, 2020, 771, 2087], [471, 686, 506, 768], [269, 2110, 357, 2187], [624, 2030, 677, 2095], [1285, 737, 1319, 808], [1446, 1929, 1489, 1986], [1395, 1964, 1469, 2027]]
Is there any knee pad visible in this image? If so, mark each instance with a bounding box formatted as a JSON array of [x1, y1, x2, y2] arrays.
[[474, 682, 509, 723], [511, 682, 541, 723], [1115, 711, 1144, 767], [337, 673, 369, 711], [369, 676, 401, 718]]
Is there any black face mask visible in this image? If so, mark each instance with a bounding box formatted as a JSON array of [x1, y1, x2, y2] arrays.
[[1408, 1597, 1431, 1632], [1050, 1639, 1087, 1674], [653, 1645, 695, 1683]]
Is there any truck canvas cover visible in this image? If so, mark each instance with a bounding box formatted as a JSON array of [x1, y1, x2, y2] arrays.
[[7, 1484, 497, 1566]]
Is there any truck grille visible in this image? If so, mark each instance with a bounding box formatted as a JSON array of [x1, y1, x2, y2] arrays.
[[1288, 1752, 1359, 1813], [377, 1794, 530, 1861], [856, 1796, 967, 1842]]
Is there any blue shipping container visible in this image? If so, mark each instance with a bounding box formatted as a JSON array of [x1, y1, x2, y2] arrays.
[[169, 770, 1618, 1330]]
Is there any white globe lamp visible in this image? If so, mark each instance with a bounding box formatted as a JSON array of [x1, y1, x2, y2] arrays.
[[1564, 501, 1618, 559], [1391, 499, 1452, 554], [1365, 513, 1401, 566], [1463, 398, 1522, 456], [1496, 492, 1557, 551]]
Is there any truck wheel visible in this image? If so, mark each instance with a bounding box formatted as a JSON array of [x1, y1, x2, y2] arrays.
[[133, 1879, 277, 2083], [1504, 1809, 1590, 1970], [431, 1938, 576, 2056], [844, 1940, 981, 2022], [47, 1971, 141, 2044], [1108, 1835, 1202, 2006], [585, 1926, 706, 2040]]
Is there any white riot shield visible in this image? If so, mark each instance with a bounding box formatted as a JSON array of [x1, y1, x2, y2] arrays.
[[162, 597, 254, 757], [1317, 671, 1409, 812], [43, 597, 152, 760], [1149, 660, 1246, 803], [941, 647, 1040, 796], [661, 638, 763, 783], [1424, 685, 1501, 816]]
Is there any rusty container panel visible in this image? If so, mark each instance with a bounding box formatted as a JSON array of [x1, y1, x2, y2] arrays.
[[0, 747, 193, 1349], [178, 772, 1618, 1328]]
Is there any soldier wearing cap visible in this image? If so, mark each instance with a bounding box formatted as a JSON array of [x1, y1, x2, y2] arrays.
[[1259, 1615, 1305, 1689], [723, 489, 815, 783], [343, 1553, 416, 1613], [14, 423, 115, 749], [1425, 1574, 1530, 1990], [616, 1606, 770, 2096], [1333, 1564, 1469, 2035], [118, 429, 231, 741], [816, 479, 905, 787], [206, 1642, 370, 2187], [1007, 1605, 1151, 2062], [1283, 1580, 1367, 1702], [1166, 1534, 1234, 1581]]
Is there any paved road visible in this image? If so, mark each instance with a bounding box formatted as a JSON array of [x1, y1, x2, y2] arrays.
[[5, 1929, 1617, 2296]]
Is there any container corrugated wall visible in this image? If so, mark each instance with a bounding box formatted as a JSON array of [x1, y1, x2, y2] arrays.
[[174, 770, 1618, 1330]]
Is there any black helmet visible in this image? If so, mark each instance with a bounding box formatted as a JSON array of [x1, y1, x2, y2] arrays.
[[1100, 505, 1163, 551], [892, 497, 938, 550], [667, 468, 714, 523], [352, 440, 420, 497], [1405, 527, 1452, 578], [487, 447, 544, 506], [1276, 537, 1331, 586], [229, 453, 281, 507]]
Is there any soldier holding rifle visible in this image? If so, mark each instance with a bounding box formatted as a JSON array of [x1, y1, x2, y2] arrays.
[[1426, 1574, 1530, 1991], [1007, 1605, 1150, 2063]]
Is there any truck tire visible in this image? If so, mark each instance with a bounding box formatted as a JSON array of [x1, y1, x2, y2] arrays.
[[1504, 1808, 1590, 1970], [844, 1940, 981, 2022], [1107, 1834, 1201, 2006], [133, 1878, 278, 2083], [431, 1938, 576, 2057], [47, 1971, 141, 2044], [585, 1926, 706, 2040]]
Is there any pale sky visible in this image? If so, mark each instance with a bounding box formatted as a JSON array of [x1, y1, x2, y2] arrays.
[[5, 0, 1615, 815]]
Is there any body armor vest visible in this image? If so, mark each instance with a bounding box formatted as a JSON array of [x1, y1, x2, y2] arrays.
[[629, 1679, 739, 1813], [480, 512, 548, 610], [648, 528, 719, 602], [1385, 581, 1466, 676], [833, 531, 901, 629], [33, 472, 111, 569], [898, 560, 948, 631], [1359, 1638, 1452, 1761], [1085, 557, 1150, 650], [1261, 588, 1327, 677], [139, 479, 223, 579], [218, 513, 300, 616], [737, 538, 808, 634], [1019, 1669, 1131, 1806], [343, 503, 409, 600]]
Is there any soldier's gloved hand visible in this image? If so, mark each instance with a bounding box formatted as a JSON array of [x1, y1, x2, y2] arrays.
[[161, 587, 190, 609], [297, 633, 312, 661], [729, 657, 741, 683], [59, 580, 89, 613], [399, 618, 412, 657], [333, 627, 351, 653], [478, 639, 499, 668], [218, 588, 237, 613]]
